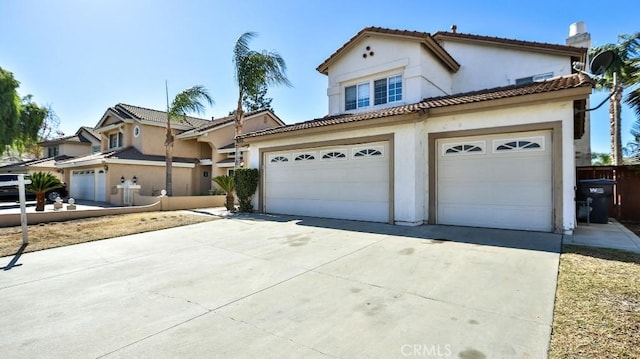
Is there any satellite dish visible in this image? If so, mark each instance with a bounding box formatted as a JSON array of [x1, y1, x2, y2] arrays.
[[589, 50, 615, 76]]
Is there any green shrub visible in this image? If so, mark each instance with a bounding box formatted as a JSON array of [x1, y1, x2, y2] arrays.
[[234, 168, 259, 212]]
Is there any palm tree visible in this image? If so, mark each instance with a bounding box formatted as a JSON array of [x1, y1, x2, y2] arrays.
[[232, 32, 291, 167], [589, 33, 640, 165], [165, 85, 213, 196], [212, 175, 235, 210], [26, 172, 62, 211]]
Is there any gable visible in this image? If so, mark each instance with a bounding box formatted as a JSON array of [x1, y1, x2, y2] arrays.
[[317, 27, 459, 75]]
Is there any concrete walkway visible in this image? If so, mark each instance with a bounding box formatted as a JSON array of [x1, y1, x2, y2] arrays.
[[565, 219, 640, 253], [0, 214, 561, 358]]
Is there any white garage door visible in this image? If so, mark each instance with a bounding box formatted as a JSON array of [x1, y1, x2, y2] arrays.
[[265, 141, 390, 222], [436, 131, 553, 232], [71, 170, 95, 200]]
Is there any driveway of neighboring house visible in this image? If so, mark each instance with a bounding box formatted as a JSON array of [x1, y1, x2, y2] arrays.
[[0, 215, 561, 359]]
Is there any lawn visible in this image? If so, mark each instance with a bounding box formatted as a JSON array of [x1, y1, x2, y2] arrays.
[[549, 245, 640, 358], [0, 211, 218, 258]]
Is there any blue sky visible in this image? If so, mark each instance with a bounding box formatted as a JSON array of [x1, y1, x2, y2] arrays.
[[2, 0, 637, 154]]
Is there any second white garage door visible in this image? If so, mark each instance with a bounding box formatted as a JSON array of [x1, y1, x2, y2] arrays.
[[264, 141, 390, 222], [436, 131, 553, 232]]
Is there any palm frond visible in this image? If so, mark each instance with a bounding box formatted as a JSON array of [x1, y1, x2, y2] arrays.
[[212, 175, 234, 193], [26, 171, 62, 194], [168, 85, 214, 120]]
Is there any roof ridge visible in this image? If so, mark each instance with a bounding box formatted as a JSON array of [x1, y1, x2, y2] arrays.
[[432, 31, 587, 53], [117, 103, 211, 122]]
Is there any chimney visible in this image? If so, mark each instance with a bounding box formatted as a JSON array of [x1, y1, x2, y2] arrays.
[[566, 21, 591, 48], [450, 24, 457, 33]]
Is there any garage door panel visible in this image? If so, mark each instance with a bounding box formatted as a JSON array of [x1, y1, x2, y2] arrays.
[[267, 198, 388, 222], [437, 131, 553, 232], [265, 141, 390, 223]]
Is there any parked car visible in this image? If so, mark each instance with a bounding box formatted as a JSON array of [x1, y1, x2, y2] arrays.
[[0, 174, 68, 203]]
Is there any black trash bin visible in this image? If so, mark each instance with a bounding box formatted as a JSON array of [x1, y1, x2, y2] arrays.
[[576, 179, 616, 224]]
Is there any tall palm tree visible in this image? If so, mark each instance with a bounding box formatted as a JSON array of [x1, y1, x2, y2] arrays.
[[589, 33, 640, 165], [233, 32, 291, 167], [165, 85, 213, 196]]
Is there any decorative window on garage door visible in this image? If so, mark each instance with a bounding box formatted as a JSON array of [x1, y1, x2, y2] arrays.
[[294, 153, 315, 161], [442, 141, 485, 156], [353, 147, 383, 158], [321, 150, 347, 160], [493, 137, 544, 152], [269, 155, 290, 163]]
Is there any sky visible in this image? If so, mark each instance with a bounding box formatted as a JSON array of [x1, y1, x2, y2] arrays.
[[1, 0, 637, 154]]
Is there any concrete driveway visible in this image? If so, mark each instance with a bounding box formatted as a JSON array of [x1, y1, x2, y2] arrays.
[[0, 214, 561, 358]]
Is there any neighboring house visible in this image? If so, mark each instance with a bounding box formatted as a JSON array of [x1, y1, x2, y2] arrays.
[[0, 127, 100, 180], [56, 104, 283, 204], [239, 26, 593, 234]]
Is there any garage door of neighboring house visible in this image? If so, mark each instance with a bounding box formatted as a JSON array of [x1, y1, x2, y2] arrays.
[[264, 141, 390, 222], [70, 169, 106, 202], [436, 131, 553, 232], [71, 170, 95, 200]]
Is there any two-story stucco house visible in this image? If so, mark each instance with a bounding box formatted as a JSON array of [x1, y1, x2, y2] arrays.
[[0, 126, 100, 181], [239, 27, 594, 234], [56, 103, 283, 204]]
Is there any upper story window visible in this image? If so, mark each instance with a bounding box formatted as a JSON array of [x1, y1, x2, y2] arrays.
[[374, 75, 402, 105], [345, 83, 370, 110], [92, 145, 101, 153], [345, 74, 402, 111], [47, 146, 59, 157], [109, 132, 123, 149], [515, 72, 553, 85]]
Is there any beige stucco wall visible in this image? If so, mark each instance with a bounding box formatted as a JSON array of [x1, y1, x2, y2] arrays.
[[59, 142, 93, 157], [196, 114, 283, 179], [106, 163, 197, 204]]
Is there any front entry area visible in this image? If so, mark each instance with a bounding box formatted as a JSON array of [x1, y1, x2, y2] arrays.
[[436, 130, 553, 232]]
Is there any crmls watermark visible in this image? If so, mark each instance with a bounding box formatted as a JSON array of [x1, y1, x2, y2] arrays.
[[400, 344, 453, 357]]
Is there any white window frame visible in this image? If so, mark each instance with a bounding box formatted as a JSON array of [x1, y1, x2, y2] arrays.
[[345, 74, 403, 111], [108, 132, 122, 149], [345, 82, 370, 110], [374, 74, 403, 105]]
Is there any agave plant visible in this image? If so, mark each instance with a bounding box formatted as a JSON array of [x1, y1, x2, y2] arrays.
[[26, 171, 62, 211], [212, 175, 235, 211]]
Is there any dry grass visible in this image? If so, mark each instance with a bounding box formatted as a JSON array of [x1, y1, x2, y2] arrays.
[[549, 245, 640, 358], [0, 211, 218, 257]]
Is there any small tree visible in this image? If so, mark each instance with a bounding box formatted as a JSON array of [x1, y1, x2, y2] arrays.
[[234, 168, 259, 212], [212, 175, 235, 210], [26, 172, 62, 211]]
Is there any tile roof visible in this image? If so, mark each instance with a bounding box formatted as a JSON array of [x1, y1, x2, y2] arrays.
[[79, 126, 100, 140], [432, 31, 587, 56], [115, 103, 213, 128], [104, 146, 199, 163], [38, 126, 100, 145], [239, 74, 593, 140], [0, 155, 73, 169], [57, 147, 199, 165], [176, 109, 278, 138]]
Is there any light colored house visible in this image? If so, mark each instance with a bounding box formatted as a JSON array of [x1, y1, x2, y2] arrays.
[[0, 126, 100, 180], [56, 103, 283, 204], [239, 26, 593, 234]]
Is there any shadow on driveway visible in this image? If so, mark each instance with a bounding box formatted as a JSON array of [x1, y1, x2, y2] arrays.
[[225, 212, 562, 253]]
